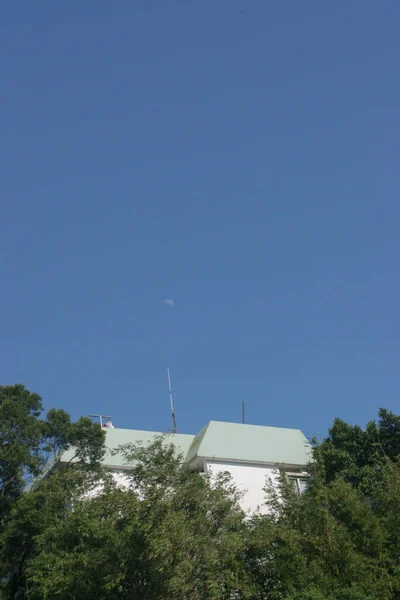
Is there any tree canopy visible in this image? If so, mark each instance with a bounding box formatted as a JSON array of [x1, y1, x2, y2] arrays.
[[0, 384, 105, 598], [2, 386, 400, 600]]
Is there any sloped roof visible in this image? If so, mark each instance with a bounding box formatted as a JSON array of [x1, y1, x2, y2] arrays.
[[60, 422, 311, 468], [186, 421, 311, 467], [61, 428, 195, 468]]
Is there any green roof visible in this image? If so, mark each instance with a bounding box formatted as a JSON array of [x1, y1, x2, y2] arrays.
[[61, 428, 195, 468], [186, 421, 311, 467], [61, 421, 311, 468]]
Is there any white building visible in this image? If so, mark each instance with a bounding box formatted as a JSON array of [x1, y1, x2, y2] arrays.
[[62, 420, 312, 514]]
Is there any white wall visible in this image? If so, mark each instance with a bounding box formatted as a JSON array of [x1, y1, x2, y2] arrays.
[[206, 460, 280, 515], [85, 463, 283, 515], [83, 471, 131, 499]]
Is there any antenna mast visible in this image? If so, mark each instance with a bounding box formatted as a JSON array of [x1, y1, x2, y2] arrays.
[[167, 368, 177, 433]]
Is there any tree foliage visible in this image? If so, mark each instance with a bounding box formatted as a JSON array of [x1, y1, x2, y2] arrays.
[[243, 408, 400, 600], [0, 385, 44, 525], [2, 389, 400, 600], [317, 408, 400, 486], [27, 439, 254, 600], [0, 384, 105, 599]]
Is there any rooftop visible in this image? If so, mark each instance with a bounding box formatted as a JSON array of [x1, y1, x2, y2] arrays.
[[187, 421, 312, 467], [62, 420, 312, 468]]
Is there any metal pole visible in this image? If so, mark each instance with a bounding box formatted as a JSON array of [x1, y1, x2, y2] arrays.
[[167, 368, 177, 433], [242, 402, 245, 424]]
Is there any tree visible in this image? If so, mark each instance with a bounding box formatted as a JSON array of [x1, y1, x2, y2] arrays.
[[246, 409, 400, 600], [26, 438, 254, 600], [3, 394, 400, 600], [0, 384, 105, 599], [0, 385, 44, 526], [317, 408, 400, 486]]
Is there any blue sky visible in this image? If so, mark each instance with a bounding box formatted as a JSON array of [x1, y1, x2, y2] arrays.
[[1, 1, 399, 439]]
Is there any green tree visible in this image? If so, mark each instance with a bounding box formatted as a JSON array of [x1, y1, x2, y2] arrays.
[[27, 438, 254, 600], [317, 408, 400, 486], [4, 397, 400, 600], [0, 384, 105, 599], [247, 409, 400, 600], [0, 385, 44, 525]]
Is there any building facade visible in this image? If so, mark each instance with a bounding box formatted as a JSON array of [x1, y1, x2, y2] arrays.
[[62, 420, 312, 514]]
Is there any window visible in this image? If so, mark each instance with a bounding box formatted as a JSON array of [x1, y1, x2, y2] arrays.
[[288, 476, 309, 495]]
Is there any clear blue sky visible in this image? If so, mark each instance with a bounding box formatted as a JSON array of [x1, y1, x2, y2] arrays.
[[1, 1, 399, 439]]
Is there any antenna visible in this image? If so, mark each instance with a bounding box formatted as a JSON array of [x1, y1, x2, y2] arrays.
[[242, 402, 245, 424], [89, 414, 112, 427], [167, 368, 177, 433]]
